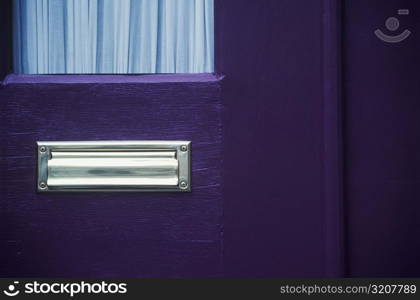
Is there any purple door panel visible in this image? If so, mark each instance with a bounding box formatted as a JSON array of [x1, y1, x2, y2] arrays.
[[0, 74, 223, 277], [343, 0, 420, 276], [216, 0, 329, 276]]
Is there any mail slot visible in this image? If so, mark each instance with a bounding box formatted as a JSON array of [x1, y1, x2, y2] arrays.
[[37, 141, 191, 192]]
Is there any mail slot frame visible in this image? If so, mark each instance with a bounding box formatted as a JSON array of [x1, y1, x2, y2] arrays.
[[37, 141, 191, 192]]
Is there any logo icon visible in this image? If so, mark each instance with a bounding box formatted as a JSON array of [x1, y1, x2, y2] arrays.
[[374, 9, 411, 43], [3, 282, 20, 297]]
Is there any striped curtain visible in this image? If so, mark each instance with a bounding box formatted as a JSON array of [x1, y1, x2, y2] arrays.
[[13, 0, 214, 74]]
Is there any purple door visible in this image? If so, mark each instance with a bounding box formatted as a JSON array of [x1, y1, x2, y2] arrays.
[[1, 0, 419, 277]]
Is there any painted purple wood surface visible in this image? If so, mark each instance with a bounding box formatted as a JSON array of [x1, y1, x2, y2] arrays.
[[216, 0, 328, 276], [3, 0, 419, 278], [0, 74, 223, 277], [343, 0, 420, 276], [322, 0, 345, 277]]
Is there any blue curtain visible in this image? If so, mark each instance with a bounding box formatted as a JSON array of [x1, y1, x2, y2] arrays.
[[13, 0, 214, 74]]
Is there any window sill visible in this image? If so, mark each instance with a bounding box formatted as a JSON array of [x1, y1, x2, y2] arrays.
[[2, 73, 223, 86]]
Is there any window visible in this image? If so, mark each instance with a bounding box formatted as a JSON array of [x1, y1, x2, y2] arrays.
[[13, 0, 214, 74]]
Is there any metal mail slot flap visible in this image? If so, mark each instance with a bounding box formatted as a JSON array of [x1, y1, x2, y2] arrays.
[[37, 141, 191, 192]]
